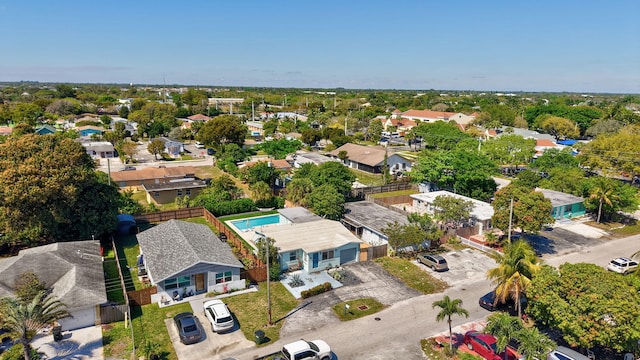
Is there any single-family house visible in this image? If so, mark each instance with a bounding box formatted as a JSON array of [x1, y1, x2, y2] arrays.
[[109, 165, 198, 190], [143, 178, 208, 204], [293, 151, 340, 168], [81, 141, 116, 158], [329, 143, 413, 175], [342, 201, 411, 246], [76, 125, 105, 138], [378, 117, 417, 134], [239, 158, 292, 172], [410, 191, 494, 235], [246, 207, 362, 273], [0, 241, 108, 331], [246, 121, 264, 137], [153, 137, 184, 157], [536, 188, 586, 219], [534, 139, 562, 157], [35, 124, 57, 135], [137, 220, 245, 305], [401, 109, 476, 126], [187, 114, 211, 122]]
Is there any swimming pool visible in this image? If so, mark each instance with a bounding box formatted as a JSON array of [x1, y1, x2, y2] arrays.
[[230, 214, 285, 231]]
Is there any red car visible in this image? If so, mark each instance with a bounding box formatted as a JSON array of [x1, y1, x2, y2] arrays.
[[463, 331, 519, 360]]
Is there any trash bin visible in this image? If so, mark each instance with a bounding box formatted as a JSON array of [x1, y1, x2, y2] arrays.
[[254, 330, 265, 344], [52, 326, 63, 342]]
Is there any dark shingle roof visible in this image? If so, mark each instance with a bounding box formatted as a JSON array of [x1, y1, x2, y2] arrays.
[[136, 220, 243, 282], [0, 241, 107, 309], [343, 201, 409, 234]]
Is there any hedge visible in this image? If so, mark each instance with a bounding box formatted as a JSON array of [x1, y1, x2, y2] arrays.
[[300, 282, 332, 299]]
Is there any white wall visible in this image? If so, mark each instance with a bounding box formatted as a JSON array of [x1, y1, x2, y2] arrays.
[[58, 306, 97, 331]]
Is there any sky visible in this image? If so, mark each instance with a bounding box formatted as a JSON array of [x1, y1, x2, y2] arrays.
[[0, 1, 638, 93]]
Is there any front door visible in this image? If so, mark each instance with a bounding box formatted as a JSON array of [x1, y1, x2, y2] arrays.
[[195, 273, 205, 292]]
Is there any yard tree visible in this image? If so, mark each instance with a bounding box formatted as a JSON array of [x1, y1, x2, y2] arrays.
[[584, 176, 639, 223], [407, 212, 442, 248], [538, 167, 586, 196], [306, 183, 345, 220], [578, 124, 640, 176], [302, 161, 356, 196], [148, 139, 165, 160], [432, 296, 469, 352], [1, 292, 70, 360], [538, 115, 580, 141], [300, 128, 322, 145], [242, 161, 281, 188], [585, 119, 623, 137], [487, 240, 540, 319], [197, 115, 247, 149], [528, 263, 640, 352], [0, 134, 119, 247], [484, 313, 523, 359], [284, 177, 314, 207], [482, 134, 536, 167], [381, 221, 426, 255], [491, 184, 554, 234], [368, 118, 383, 142], [530, 148, 579, 172], [254, 138, 302, 159], [414, 121, 471, 150], [119, 140, 139, 163], [250, 181, 274, 207], [515, 327, 556, 360], [432, 195, 474, 228]]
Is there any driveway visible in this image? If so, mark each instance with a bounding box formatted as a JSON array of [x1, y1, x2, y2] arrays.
[[30, 325, 103, 360], [527, 226, 606, 259], [279, 261, 422, 338], [166, 298, 254, 360], [416, 248, 497, 287]]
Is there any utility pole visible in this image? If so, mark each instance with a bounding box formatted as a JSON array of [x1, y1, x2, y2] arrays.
[[507, 198, 514, 242]]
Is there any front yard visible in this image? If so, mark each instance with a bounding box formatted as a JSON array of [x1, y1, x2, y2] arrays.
[[374, 256, 448, 294]]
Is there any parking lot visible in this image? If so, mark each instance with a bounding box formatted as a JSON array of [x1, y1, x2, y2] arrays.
[[166, 298, 254, 360]]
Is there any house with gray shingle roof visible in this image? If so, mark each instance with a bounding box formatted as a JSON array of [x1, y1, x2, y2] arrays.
[[136, 220, 245, 305], [0, 241, 107, 331], [329, 143, 413, 175]]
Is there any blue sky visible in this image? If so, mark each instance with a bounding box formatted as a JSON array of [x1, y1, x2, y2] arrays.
[[1, 0, 638, 93]]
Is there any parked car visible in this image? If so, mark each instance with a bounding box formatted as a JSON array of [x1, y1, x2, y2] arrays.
[[606, 257, 638, 274], [547, 346, 590, 360], [279, 339, 331, 360], [479, 291, 527, 313], [463, 331, 519, 360], [203, 299, 234, 333], [119, 166, 136, 171], [417, 253, 448, 271], [173, 312, 202, 345], [195, 141, 205, 149], [207, 148, 215, 156]]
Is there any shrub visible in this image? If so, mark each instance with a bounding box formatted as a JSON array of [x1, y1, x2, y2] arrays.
[[205, 198, 256, 217], [300, 282, 332, 299]]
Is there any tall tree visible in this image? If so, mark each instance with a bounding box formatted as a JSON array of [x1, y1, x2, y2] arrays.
[[514, 326, 556, 360], [0, 134, 119, 246], [491, 184, 554, 234], [483, 134, 536, 167], [148, 139, 165, 160], [1, 292, 70, 360], [197, 115, 247, 149], [538, 116, 580, 140], [284, 177, 314, 207], [584, 176, 638, 223], [306, 184, 345, 220], [432, 296, 469, 352], [484, 313, 523, 360], [487, 240, 540, 319], [578, 124, 640, 176], [432, 195, 474, 228]]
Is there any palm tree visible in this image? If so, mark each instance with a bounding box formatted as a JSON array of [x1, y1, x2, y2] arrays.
[[484, 313, 522, 360], [487, 240, 540, 320], [432, 295, 469, 352], [1, 292, 70, 360], [588, 177, 617, 223], [514, 327, 556, 360]]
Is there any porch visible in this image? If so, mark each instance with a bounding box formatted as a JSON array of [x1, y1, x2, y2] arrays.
[[280, 269, 343, 299]]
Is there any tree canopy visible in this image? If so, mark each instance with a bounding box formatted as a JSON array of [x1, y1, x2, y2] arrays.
[[254, 138, 302, 159], [197, 115, 247, 149], [0, 134, 119, 246], [528, 263, 640, 352], [491, 184, 554, 234], [578, 124, 640, 176]]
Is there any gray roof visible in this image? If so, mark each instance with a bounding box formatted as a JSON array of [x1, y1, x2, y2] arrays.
[[343, 201, 409, 234], [498, 127, 555, 142], [278, 207, 322, 223], [535, 188, 585, 207], [143, 179, 207, 191], [136, 220, 243, 282], [0, 241, 107, 310]]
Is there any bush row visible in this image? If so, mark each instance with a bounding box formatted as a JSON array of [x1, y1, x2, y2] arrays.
[[300, 282, 332, 299]]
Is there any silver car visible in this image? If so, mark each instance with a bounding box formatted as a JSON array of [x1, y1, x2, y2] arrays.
[[417, 253, 448, 271], [547, 346, 590, 360]]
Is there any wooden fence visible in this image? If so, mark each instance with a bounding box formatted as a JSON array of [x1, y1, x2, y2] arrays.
[[100, 304, 127, 324], [241, 266, 268, 283], [134, 207, 206, 223], [127, 287, 158, 306], [361, 244, 388, 261], [352, 181, 414, 198]]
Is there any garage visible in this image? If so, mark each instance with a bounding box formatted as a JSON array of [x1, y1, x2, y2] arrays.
[[339, 247, 357, 265], [58, 306, 97, 331]]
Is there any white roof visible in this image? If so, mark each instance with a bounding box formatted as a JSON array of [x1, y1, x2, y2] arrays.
[[258, 219, 362, 253], [411, 191, 494, 221]]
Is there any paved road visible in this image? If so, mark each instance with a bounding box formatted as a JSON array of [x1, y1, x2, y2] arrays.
[[545, 233, 640, 269]]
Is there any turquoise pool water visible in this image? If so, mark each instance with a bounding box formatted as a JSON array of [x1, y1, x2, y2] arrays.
[[231, 215, 283, 231]]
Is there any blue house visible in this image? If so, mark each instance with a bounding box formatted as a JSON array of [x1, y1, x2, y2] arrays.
[[35, 125, 57, 135], [536, 188, 586, 219], [154, 137, 185, 158], [77, 125, 104, 137]]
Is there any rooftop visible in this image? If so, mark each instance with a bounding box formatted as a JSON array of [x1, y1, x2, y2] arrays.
[[258, 219, 362, 253], [411, 191, 494, 221]]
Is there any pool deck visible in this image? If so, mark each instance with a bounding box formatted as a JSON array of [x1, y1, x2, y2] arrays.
[[225, 215, 288, 246]]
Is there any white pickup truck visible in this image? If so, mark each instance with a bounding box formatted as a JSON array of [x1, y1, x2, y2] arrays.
[[278, 339, 331, 360]]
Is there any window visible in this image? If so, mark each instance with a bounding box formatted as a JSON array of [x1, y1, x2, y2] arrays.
[[153, 192, 159, 197], [186, 189, 191, 195], [321, 250, 334, 261], [289, 252, 297, 262], [177, 189, 183, 196], [164, 276, 191, 290], [215, 271, 232, 284]]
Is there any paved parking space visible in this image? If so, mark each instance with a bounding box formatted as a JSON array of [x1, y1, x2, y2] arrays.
[[167, 299, 254, 360], [31, 325, 103, 360], [415, 248, 497, 287]]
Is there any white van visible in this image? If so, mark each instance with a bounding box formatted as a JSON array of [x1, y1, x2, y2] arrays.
[[547, 346, 590, 360], [195, 141, 205, 149]]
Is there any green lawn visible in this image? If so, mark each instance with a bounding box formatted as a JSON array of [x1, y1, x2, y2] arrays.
[[115, 223, 156, 291], [349, 168, 384, 186], [103, 302, 193, 360], [374, 257, 448, 294], [367, 189, 418, 198], [331, 298, 385, 321], [222, 282, 299, 346]]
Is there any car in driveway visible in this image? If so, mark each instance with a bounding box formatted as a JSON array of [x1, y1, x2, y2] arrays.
[[173, 312, 203, 345], [119, 166, 136, 171], [606, 257, 638, 274], [417, 253, 448, 271], [547, 346, 590, 360], [203, 299, 234, 333], [463, 331, 519, 360]]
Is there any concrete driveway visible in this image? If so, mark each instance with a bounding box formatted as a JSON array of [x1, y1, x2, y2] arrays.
[[416, 248, 497, 287], [166, 299, 254, 360], [30, 325, 103, 360]]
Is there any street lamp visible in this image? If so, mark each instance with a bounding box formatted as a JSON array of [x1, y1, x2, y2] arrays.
[[255, 231, 272, 325]]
